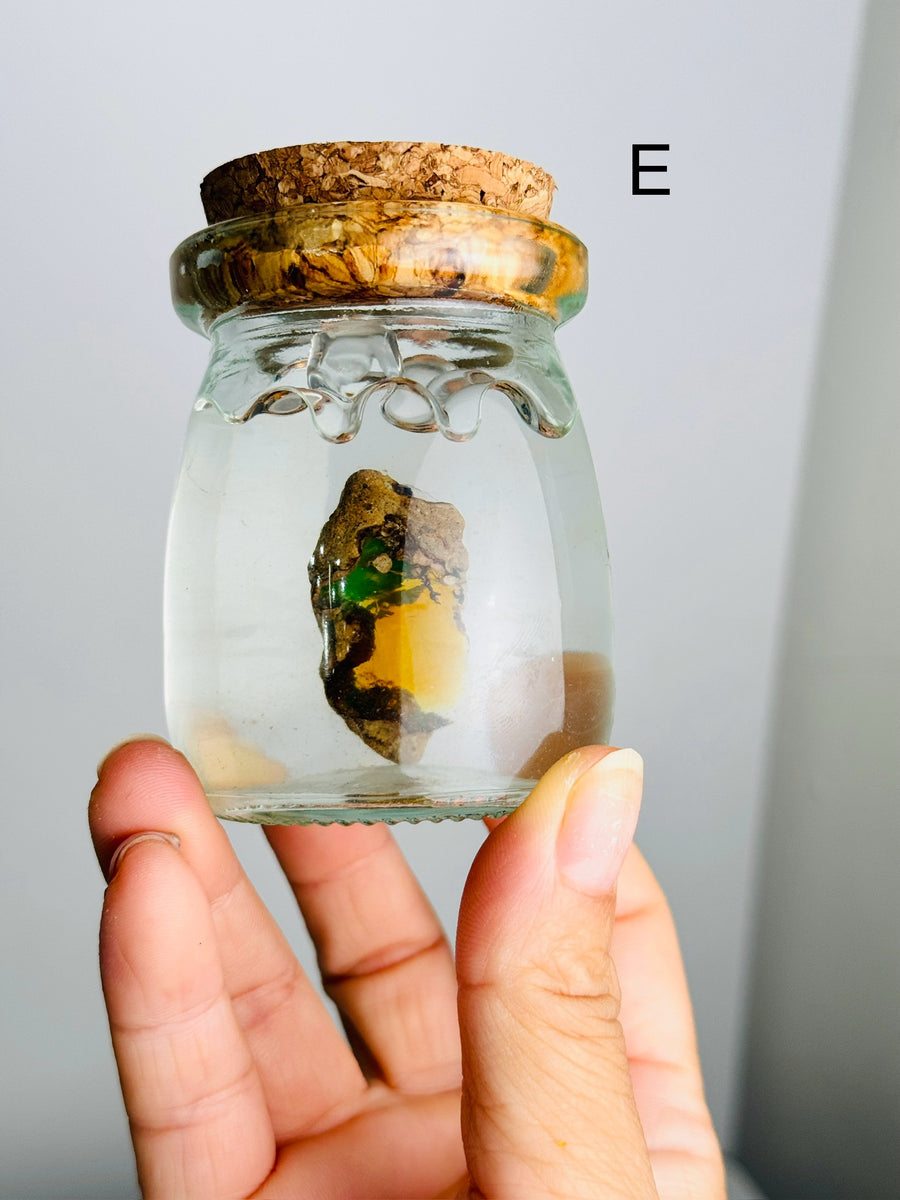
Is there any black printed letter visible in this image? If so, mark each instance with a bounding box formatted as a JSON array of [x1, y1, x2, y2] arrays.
[[632, 144, 670, 195]]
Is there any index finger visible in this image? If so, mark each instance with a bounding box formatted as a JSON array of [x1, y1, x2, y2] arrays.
[[611, 843, 720, 1177], [90, 739, 367, 1140], [101, 833, 274, 1199], [612, 845, 702, 1078]]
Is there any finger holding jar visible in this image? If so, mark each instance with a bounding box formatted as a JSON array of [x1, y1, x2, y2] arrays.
[[90, 737, 724, 1200]]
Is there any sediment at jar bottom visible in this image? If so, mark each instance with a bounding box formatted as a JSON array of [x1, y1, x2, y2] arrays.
[[308, 469, 468, 763], [203, 763, 534, 826]]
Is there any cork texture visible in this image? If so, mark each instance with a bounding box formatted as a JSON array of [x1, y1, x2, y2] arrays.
[[201, 141, 556, 225]]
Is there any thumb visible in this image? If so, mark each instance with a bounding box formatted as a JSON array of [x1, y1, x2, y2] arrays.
[[456, 747, 657, 1200]]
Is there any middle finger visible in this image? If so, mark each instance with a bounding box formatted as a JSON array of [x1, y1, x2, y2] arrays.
[[266, 820, 461, 1096]]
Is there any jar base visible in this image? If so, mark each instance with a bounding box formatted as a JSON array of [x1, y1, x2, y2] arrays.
[[203, 763, 535, 825]]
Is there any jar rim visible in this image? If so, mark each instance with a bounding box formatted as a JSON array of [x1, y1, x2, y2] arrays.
[[170, 200, 588, 334]]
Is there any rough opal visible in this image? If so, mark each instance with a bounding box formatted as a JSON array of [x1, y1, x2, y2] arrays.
[[309, 470, 468, 763]]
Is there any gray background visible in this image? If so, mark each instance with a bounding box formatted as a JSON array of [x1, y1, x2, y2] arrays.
[[738, 3, 900, 1197], [2, 1, 891, 1197]]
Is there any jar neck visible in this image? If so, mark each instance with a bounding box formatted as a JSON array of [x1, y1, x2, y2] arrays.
[[197, 301, 578, 442], [171, 200, 588, 332]]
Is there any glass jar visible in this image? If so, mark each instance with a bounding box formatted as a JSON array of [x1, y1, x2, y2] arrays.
[[165, 144, 614, 824]]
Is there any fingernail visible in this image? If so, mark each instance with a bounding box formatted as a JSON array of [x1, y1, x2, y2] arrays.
[[97, 733, 170, 777], [107, 831, 181, 881], [556, 748, 643, 895]]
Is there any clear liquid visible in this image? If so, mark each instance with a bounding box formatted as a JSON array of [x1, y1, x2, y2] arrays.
[[164, 306, 614, 823]]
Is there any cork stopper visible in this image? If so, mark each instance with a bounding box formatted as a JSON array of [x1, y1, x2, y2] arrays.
[[201, 141, 556, 225]]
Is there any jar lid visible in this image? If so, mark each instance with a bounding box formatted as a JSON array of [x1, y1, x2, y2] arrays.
[[200, 141, 557, 224], [172, 142, 586, 331]]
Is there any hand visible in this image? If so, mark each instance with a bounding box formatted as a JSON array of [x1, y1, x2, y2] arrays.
[[90, 740, 724, 1199]]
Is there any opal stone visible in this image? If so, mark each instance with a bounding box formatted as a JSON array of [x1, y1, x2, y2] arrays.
[[309, 470, 468, 763]]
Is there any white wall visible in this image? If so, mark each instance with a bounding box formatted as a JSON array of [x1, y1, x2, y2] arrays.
[[0, 2, 862, 1194]]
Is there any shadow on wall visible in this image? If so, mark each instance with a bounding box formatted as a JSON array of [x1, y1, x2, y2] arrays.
[[737, 2, 900, 1198]]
